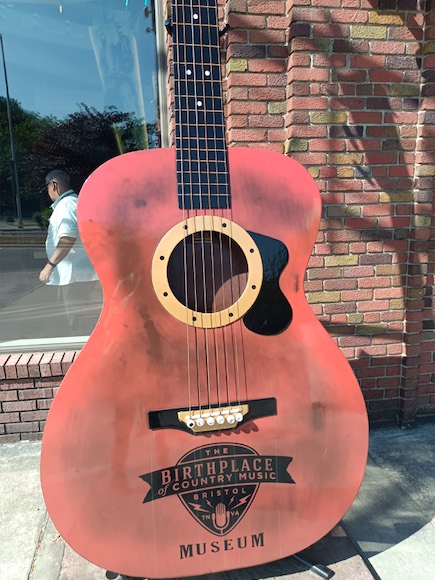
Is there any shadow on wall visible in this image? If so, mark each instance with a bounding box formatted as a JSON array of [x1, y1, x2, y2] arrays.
[[288, 0, 434, 423], [225, 0, 434, 424]]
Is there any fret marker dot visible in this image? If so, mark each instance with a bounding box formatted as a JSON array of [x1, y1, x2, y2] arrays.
[[205, 70, 211, 76], [186, 69, 192, 75], [197, 100, 203, 107], [193, 13, 199, 19]]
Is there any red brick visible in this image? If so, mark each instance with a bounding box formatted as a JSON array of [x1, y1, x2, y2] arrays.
[[1, 380, 33, 391], [228, 101, 267, 115], [250, 142, 283, 152], [358, 300, 391, 312], [267, 16, 290, 29], [0, 355, 11, 380], [289, 68, 330, 81], [358, 277, 391, 289], [16, 354, 33, 379], [351, 55, 387, 68], [248, 59, 287, 73], [250, 30, 286, 44], [339, 336, 372, 347], [40, 352, 55, 377], [28, 353, 44, 378], [348, 112, 383, 124], [6, 422, 40, 434], [0, 391, 17, 402], [371, 42, 406, 55], [5, 355, 22, 379], [18, 388, 54, 400], [0, 413, 20, 423], [291, 8, 330, 23], [229, 129, 267, 142], [342, 289, 374, 301], [37, 400, 53, 410], [56, 352, 71, 373], [330, 9, 367, 23], [228, 73, 267, 87], [268, 129, 287, 141], [248, 0, 286, 16], [249, 115, 283, 128], [20, 410, 49, 422], [227, 14, 266, 29], [228, 116, 248, 129], [3, 401, 36, 412]]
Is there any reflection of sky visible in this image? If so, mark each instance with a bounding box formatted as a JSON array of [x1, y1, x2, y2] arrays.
[[0, 1, 158, 123]]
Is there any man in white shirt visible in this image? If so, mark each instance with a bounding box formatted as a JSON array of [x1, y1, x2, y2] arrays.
[[39, 169, 100, 335]]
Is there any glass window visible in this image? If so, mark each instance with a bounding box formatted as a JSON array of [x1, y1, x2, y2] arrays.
[[0, 0, 165, 352]]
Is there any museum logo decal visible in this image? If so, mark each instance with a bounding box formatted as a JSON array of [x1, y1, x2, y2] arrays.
[[140, 443, 295, 536]]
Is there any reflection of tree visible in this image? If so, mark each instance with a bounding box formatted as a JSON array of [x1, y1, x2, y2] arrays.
[[0, 100, 159, 217], [0, 96, 50, 218]]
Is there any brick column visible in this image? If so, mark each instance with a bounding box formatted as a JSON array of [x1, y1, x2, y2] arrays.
[[403, 2, 435, 422], [225, 0, 288, 151], [285, 0, 428, 424]]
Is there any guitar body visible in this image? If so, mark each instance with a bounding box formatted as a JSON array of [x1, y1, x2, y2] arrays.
[[40, 147, 368, 578]]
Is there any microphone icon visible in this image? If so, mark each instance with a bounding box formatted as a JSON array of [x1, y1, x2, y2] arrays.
[[212, 502, 230, 531]]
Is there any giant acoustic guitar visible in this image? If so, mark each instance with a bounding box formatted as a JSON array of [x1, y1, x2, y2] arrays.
[[40, 1, 368, 577]]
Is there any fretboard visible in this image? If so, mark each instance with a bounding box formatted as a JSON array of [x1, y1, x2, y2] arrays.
[[172, 0, 230, 210]]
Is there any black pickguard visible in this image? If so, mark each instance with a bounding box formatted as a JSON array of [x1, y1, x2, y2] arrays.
[[243, 232, 292, 336]]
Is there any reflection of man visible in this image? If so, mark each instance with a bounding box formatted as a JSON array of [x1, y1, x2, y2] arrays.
[[99, 32, 114, 75], [39, 170, 99, 335], [114, 24, 133, 71]]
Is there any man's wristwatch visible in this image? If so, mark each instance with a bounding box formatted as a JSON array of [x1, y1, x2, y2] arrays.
[[47, 260, 57, 267]]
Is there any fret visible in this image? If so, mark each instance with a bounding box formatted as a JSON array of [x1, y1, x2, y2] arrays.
[[177, 124, 225, 140], [172, 0, 230, 210], [178, 109, 225, 126], [176, 79, 223, 97], [177, 161, 227, 173]]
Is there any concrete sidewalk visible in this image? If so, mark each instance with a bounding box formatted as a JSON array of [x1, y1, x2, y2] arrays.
[[1, 422, 434, 580]]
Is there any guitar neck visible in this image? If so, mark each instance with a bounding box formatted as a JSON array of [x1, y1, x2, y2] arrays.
[[172, 0, 230, 210]]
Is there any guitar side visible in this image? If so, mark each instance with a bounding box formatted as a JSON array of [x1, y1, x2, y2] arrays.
[[40, 147, 368, 578]]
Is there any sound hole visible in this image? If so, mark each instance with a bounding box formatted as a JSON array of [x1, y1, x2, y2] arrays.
[[167, 232, 248, 313]]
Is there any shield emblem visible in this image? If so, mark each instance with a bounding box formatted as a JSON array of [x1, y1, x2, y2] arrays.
[[140, 442, 294, 537], [176, 443, 260, 536]]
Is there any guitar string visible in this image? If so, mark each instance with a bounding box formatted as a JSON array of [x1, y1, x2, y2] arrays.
[[186, 0, 225, 418], [177, 0, 248, 423], [202, 0, 225, 415], [184, 0, 209, 417], [212, 8, 244, 410], [175, 0, 195, 416], [202, 0, 244, 414], [201, 0, 236, 416], [186, 2, 204, 417], [215, 0, 246, 413], [191, 1, 216, 415], [212, 15, 234, 411]]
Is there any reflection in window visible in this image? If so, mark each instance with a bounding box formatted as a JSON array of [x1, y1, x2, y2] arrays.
[[0, 1, 163, 351]]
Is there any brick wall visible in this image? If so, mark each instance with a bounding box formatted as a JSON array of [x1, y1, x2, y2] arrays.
[[225, 0, 434, 425], [1, 0, 434, 440], [0, 353, 76, 442]]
